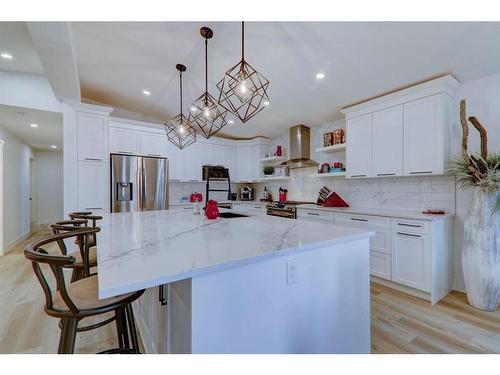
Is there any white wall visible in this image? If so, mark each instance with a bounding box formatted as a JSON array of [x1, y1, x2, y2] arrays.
[[0, 125, 34, 251], [451, 72, 500, 291], [34, 150, 63, 225]]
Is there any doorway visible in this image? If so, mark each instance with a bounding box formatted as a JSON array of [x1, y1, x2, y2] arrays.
[[29, 157, 37, 232]]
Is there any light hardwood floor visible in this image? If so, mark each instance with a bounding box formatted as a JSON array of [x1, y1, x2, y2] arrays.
[[0, 231, 498, 354]]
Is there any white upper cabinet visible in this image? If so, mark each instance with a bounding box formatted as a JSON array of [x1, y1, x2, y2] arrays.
[[109, 126, 140, 155], [140, 132, 167, 157], [201, 143, 215, 166], [184, 143, 203, 181], [346, 113, 373, 178], [372, 105, 403, 177], [77, 112, 108, 161], [403, 94, 443, 176], [166, 141, 185, 181], [341, 75, 458, 179], [223, 145, 236, 178], [236, 146, 252, 182]]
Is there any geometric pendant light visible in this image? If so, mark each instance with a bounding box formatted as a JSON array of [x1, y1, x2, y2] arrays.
[[164, 64, 197, 150], [217, 21, 270, 123], [188, 27, 229, 139]]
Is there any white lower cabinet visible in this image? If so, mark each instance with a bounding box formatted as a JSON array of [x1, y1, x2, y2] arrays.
[[77, 161, 108, 214], [369, 251, 391, 280], [391, 231, 431, 292]]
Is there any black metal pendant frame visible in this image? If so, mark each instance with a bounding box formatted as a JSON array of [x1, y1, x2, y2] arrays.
[[217, 22, 270, 123], [188, 27, 229, 139], [165, 64, 197, 150]]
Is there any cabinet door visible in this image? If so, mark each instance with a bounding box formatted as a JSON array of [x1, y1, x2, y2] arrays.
[[372, 106, 403, 177], [403, 94, 443, 176], [140, 132, 167, 157], [251, 145, 261, 181], [201, 143, 215, 166], [184, 143, 203, 181], [370, 251, 391, 280], [109, 127, 139, 155], [391, 231, 431, 292], [346, 113, 373, 178], [166, 141, 185, 181], [77, 112, 108, 161], [78, 161, 108, 213], [223, 145, 236, 179], [214, 144, 225, 166], [236, 146, 252, 182]]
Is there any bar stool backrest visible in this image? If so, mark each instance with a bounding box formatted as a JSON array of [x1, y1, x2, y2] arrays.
[[24, 227, 101, 315]]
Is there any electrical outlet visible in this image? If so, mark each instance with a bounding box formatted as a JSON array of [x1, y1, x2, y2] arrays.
[[287, 261, 298, 285]]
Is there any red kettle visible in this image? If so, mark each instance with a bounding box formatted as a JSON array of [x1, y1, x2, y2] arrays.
[[190, 192, 203, 202], [205, 199, 219, 220]]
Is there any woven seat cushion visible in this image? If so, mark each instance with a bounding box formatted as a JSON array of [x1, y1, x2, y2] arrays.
[[72, 246, 97, 267], [53, 275, 138, 312]]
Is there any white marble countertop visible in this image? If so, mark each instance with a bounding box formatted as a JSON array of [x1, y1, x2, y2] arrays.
[[96, 209, 373, 299], [297, 204, 453, 221]]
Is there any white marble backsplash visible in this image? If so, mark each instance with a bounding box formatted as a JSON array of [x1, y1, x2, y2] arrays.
[[254, 169, 456, 213]]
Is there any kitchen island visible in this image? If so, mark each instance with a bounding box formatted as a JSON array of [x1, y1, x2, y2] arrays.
[[96, 209, 374, 354]]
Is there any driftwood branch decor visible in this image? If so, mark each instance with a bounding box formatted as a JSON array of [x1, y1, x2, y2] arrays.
[[451, 99, 500, 311]]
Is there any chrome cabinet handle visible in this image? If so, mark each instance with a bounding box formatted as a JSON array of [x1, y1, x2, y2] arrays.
[[84, 157, 102, 161], [409, 171, 432, 175], [307, 212, 320, 216], [350, 217, 368, 222], [159, 285, 167, 306], [397, 232, 421, 238], [85, 207, 103, 210], [377, 173, 396, 176], [351, 174, 367, 178]]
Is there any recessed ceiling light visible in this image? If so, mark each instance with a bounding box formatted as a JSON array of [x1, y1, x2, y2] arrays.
[[228, 119, 234, 124], [1, 52, 13, 60], [30, 123, 39, 128], [315, 73, 325, 79], [50, 145, 57, 149], [263, 101, 270, 106], [142, 90, 151, 96]]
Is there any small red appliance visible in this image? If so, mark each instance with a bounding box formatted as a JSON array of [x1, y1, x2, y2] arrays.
[[205, 199, 219, 219], [278, 187, 288, 202], [190, 192, 203, 202]]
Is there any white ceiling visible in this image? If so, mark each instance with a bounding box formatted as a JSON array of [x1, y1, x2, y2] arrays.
[[0, 104, 63, 150], [0, 22, 45, 74]]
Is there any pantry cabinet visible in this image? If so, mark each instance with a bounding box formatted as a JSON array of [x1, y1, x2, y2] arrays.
[[77, 161, 108, 214], [77, 112, 108, 161]]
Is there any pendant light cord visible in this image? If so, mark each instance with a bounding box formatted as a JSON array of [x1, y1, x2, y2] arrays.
[[241, 21, 245, 62], [179, 70, 183, 120], [205, 37, 208, 106]]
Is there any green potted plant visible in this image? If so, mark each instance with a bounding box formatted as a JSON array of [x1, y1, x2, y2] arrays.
[[447, 99, 499, 311], [263, 165, 275, 176]]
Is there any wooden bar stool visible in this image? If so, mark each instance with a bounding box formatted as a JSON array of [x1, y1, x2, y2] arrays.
[[25, 227, 145, 354], [69, 212, 102, 248], [51, 219, 96, 281]]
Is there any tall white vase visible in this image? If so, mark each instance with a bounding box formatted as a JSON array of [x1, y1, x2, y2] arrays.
[[462, 189, 500, 311]]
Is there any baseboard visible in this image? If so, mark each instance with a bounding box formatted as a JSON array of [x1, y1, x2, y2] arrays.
[[452, 278, 466, 294], [2, 231, 35, 255], [371, 276, 432, 302]]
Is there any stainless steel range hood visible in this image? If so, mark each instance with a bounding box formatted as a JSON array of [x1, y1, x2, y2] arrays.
[[280, 125, 319, 169]]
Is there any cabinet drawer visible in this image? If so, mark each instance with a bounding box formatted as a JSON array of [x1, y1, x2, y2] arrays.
[[241, 203, 266, 214], [335, 212, 390, 229], [370, 251, 391, 280], [391, 218, 430, 234], [297, 209, 334, 222]]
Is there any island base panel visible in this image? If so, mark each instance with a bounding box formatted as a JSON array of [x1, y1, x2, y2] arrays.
[[136, 238, 371, 354]]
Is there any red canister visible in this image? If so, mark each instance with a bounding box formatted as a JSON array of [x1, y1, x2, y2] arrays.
[[205, 200, 219, 219]]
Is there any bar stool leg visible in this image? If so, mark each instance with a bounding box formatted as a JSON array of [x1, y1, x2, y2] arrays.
[[58, 318, 78, 354], [115, 308, 131, 350], [125, 304, 140, 353]]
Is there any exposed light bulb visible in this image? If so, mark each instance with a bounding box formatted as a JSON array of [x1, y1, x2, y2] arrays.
[[238, 81, 247, 94], [228, 120, 234, 124], [263, 101, 270, 106], [178, 124, 186, 134], [203, 107, 211, 118], [191, 106, 197, 112]]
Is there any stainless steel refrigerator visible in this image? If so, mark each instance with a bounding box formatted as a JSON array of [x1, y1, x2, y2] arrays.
[[110, 154, 169, 213]]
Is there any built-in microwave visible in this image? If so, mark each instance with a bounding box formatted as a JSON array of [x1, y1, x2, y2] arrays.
[[202, 165, 230, 181]]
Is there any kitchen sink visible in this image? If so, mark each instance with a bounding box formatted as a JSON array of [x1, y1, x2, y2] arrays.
[[218, 212, 249, 219]]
